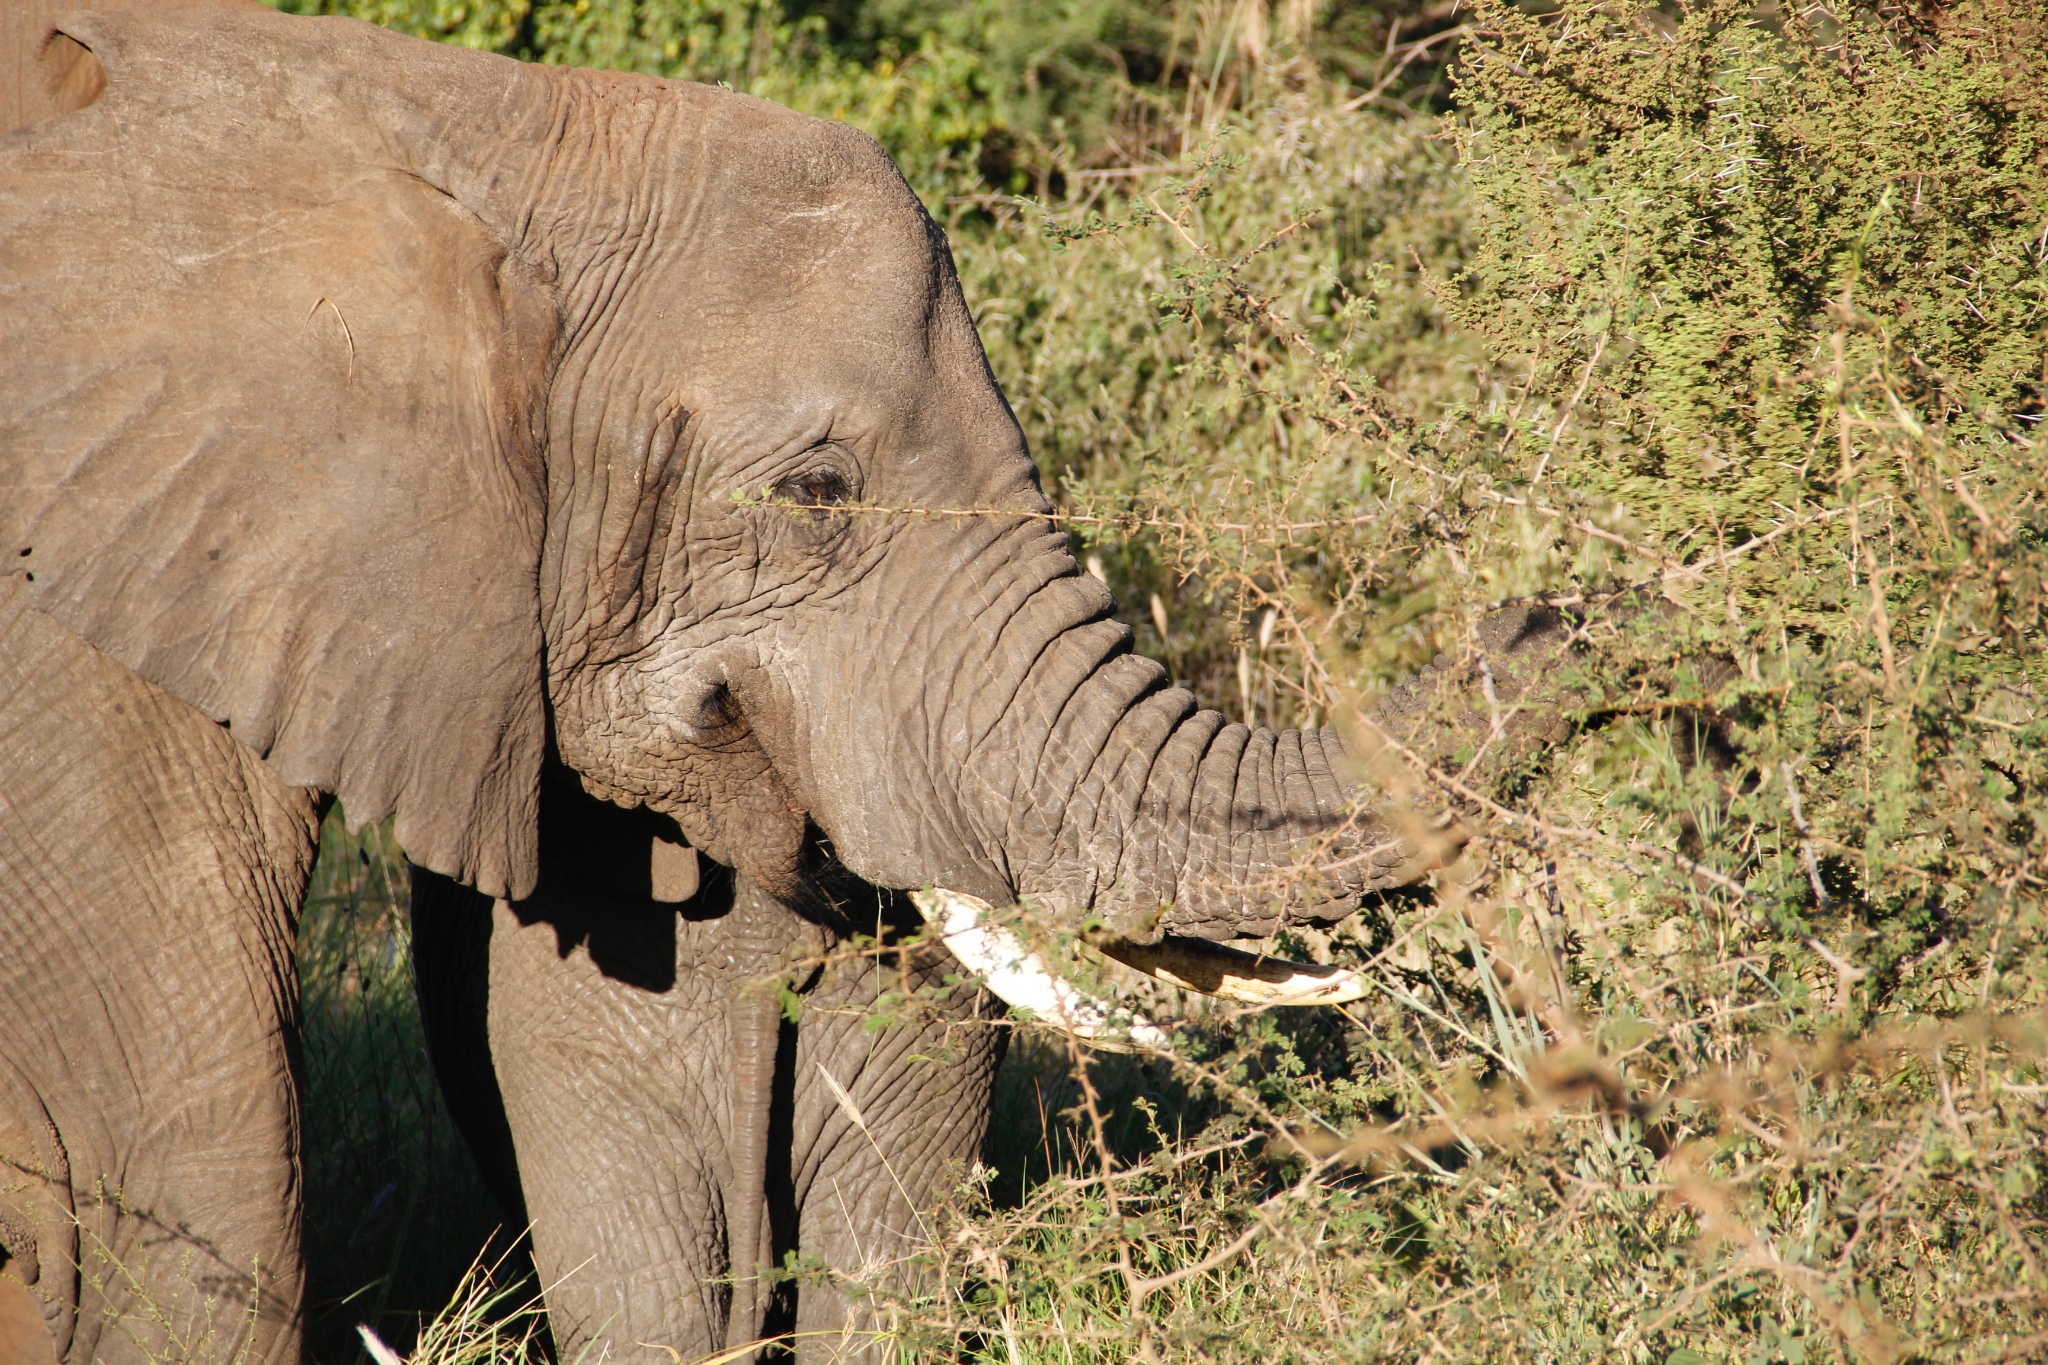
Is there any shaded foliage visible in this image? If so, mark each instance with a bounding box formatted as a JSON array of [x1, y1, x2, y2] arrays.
[[298, 816, 513, 1364]]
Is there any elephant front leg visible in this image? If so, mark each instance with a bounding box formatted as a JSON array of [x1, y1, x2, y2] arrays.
[[784, 933, 1008, 1363], [420, 786, 1005, 1364], [0, 585, 320, 1365], [443, 854, 816, 1361]]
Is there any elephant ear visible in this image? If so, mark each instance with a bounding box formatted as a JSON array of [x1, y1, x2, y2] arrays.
[[0, 9, 558, 898]]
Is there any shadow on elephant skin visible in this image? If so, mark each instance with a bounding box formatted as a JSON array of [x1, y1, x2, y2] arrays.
[[512, 767, 715, 994], [410, 767, 996, 1360]]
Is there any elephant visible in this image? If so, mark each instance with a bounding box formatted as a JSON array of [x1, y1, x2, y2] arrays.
[[0, 3, 1568, 1361], [406, 788, 1011, 1362]]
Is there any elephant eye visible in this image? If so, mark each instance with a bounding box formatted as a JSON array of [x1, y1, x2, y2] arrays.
[[771, 468, 850, 509]]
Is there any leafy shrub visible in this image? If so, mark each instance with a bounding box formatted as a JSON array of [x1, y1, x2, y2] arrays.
[[892, 4, 2047, 1359]]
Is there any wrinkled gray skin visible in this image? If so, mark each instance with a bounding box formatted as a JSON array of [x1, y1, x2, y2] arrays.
[[409, 797, 1015, 1362], [0, 7, 1421, 1362], [408, 607, 1576, 1361]]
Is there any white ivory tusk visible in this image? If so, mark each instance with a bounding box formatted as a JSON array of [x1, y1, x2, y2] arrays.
[[1091, 936, 1369, 1006], [910, 888, 1168, 1049], [912, 887, 1368, 1038]]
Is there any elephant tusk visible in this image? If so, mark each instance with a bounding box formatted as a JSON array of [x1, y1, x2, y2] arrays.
[[911, 887, 1368, 1038], [1089, 936, 1369, 1006], [910, 888, 1168, 1050]]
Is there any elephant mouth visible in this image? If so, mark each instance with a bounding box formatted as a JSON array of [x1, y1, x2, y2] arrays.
[[909, 887, 1367, 1051]]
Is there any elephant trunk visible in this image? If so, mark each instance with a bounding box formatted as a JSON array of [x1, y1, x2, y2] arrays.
[[1005, 671, 1424, 943], [814, 525, 1578, 959], [913, 534, 1426, 946], [863, 561, 1423, 1044], [995, 598, 1580, 946], [887, 580, 1582, 1040]]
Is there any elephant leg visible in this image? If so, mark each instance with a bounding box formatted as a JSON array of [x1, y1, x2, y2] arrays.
[[467, 882, 1000, 1365], [413, 773, 1005, 1364], [785, 942, 1006, 1364], [417, 863, 787, 1359], [0, 585, 320, 1365]]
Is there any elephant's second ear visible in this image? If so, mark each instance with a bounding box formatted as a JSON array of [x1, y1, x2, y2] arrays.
[[0, 12, 559, 898]]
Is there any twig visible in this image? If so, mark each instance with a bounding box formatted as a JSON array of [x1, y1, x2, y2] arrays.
[[1338, 26, 1474, 111], [1530, 333, 1606, 483], [1071, 164, 1195, 179], [1781, 762, 1832, 912], [308, 296, 356, 381], [1346, 708, 1759, 903]]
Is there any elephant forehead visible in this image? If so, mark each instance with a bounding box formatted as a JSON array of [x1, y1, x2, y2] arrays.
[[546, 81, 1035, 499], [707, 105, 932, 265], [678, 199, 943, 350], [641, 106, 946, 324], [615, 247, 1027, 498]]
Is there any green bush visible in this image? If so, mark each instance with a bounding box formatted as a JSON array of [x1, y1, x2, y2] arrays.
[[276, 1, 2047, 1360], [271, 0, 1465, 196]]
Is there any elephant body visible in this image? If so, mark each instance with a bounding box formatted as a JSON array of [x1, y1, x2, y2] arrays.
[[0, 582, 318, 1364], [1, 6, 1419, 1360], [0, 561, 1004, 1362]]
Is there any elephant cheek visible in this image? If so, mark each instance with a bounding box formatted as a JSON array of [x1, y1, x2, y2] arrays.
[[550, 675, 807, 897], [666, 753, 806, 900], [571, 749, 805, 900]]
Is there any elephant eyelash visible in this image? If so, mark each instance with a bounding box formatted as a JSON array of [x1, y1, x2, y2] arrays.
[[770, 467, 851, 509]]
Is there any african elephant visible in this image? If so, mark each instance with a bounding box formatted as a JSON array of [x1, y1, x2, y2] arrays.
[[0, 5, 1462, 1361], [408, 795, 1015, 1363], [404, 616, 1578, 1363]]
